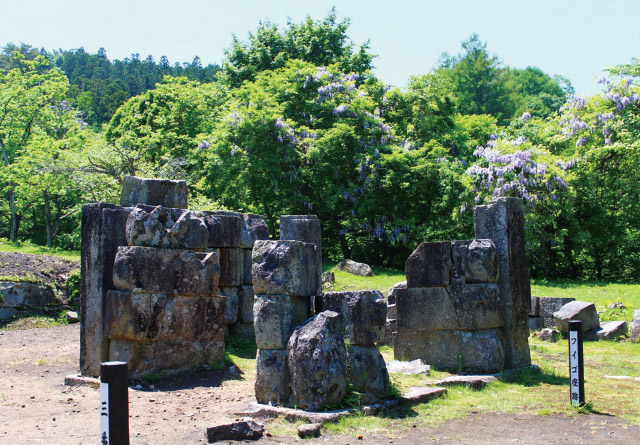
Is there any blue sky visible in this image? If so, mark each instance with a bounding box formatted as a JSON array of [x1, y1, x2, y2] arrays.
[[2, 0, 639, 95]]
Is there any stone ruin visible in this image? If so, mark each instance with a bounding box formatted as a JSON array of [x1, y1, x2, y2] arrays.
[[393, 197, 532, 373], [80, 176, 268, 378]]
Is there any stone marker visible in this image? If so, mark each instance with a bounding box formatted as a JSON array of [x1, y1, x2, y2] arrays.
[[112, 246, 220, 296], [553, 301, 600, 333], [474, 197, 531, 369], [632, 310, 640, 342], [206, 419, 264, 442], [120, 176, 187, 209], [336, 259, 374, 277], [252, 240, 318, 297], [405, 242, 452, 287], [287, 311, 347, 411]]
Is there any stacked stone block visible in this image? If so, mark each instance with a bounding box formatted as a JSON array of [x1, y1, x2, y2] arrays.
[[394, 239, 506, 373], [529, 296, 576, 330], [318, 290, 389, 398], [252, 240, 319, 406]]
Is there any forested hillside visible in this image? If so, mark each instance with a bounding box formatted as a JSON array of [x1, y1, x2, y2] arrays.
[[1, 11, 638, 282]]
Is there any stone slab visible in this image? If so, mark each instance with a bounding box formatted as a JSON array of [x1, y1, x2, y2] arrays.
[[585, 321, 628, 341], [395, 287, 458, 332], [0, 282, 55, 309], [120, 175, 187, 208], [430, 375, 497, 390], [64, 374, 100, 389], [449, 283, 503, 330], [393, 330, 461, 371], [530, 296, 540, 316], [405, 242, 452, 287], [553, 301, 600, 333], [632, 309, 640, 342], [240, 213, 269, 248], [203, 211, 242, 248], [206, 420, 264, 442], [386, 359, 430, 375]]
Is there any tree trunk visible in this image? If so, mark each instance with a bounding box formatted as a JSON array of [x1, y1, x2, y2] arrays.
[[8, 188, 18, 242], [43, 191, 53, 248]]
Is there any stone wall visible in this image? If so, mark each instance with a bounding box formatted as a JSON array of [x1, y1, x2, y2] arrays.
[[80, 176, 268, 378]]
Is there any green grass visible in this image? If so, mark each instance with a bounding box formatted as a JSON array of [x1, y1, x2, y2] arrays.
[[323, 262, 405, 294], [0, 238, 80, 261], [0, 312, 68, 331]]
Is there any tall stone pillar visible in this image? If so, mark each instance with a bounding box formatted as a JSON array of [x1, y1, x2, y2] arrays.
[[474, 197, 531, 369]]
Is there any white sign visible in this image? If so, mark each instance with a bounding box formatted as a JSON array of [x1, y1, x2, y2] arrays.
[[568, 330, 581, 406], [100, 382, 110, 444]]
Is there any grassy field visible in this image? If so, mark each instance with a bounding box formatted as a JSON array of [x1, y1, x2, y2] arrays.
[[0, 239, 80, 261]]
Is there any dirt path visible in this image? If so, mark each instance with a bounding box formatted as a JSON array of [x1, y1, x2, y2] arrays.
[[1, 324, 639, 444]]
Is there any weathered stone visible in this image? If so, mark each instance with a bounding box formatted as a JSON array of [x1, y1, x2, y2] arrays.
[[253, 295, 307, 350], [336, 259, 373, 277], [220, 287, 238, 324], [383, 318, 396, 346], [321, 271, 335, 285], [387, 303, 397, 320], [252, 240, 318, 297], [387, 281, 406, 305], [0, 281, 55, 309], [280, 215, 322, 295], [534, 328, 559, 342], [528, 317, 545, 330], [120, 175, 187, 208], [347, 346, 389, 397], [203, 211, 242, 248], [460, 330, 505, 373], [433, 375, 497, 390], [553, 301, 600, 333], [112, 246, 220, 296], [451, 240, 499, 284], [530, 296, 540, 316], [229, 322, 255, 338], [395, 287, 458, 332], [539, 296, 576, 317], [0, 307, 17, 320], [237, 285, 255, 323], [104, 290, 226, 342], [449, 284, 503, 330], [287, 311, 347, 411], [125, 206, 208, 249], [219, 248, 243, 287], [243, 249, 253, 284], [393, 330, 461, 371], [255, 349, 290, 406], [108, 337, 224, 378], [401, 387, 447, 405], [297, 423, 322, 439], [318, 290, 386, 345], [206, 419, 264, 442], [632, 310, 640, 342], [80, 203, 132, 377], [386, 359, 430, 375], [474, 197, 531, 369], [405, 242, 452, 288], [64, 374, 100, 389], [65, 311, 79, 323], [240, 213, 269, 249], [585, 321, 628, 341]]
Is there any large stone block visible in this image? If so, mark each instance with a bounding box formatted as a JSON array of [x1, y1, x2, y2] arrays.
[[237, 285, 255, 323], [243, 249, 253, 284], [529, 317, 545, 330], [585, 321, 628, 341], [387, 281, 406, 305], [0, 282, 55, 309], [103, 290, 225, 342], [451, 240, 499, 284], [393, 330, 461, 371], [336, 259, 373, 277], [120, 175, 187, 209], [287, 311, 347, 410], [553, 301, 600, 333], [539, 296, 576, 317], [252, 240, 318, 297], [460, 330, 505, 373], [108, 337, 224, 379], [219, 248, 243, 287], [240, 213, 269, 248], [317, 290, 386, 345], [474, 197, 531, 369], [255, 349, 290, 406], [347, 345, 389, 397], [449, 284, 503, 330], [203, 211, 242, 248], [80, 203, 132, 377], [632, 310, 640, 343], [405, 241, 452, 288], [280, 215, 322, 295], [112, 246, 220, 296], [220, 287, 238, 324], [125, 206, 208, 249], [530, 296, 540, 316], [395, 287, 458, 332], [253, 295, 308, 349]]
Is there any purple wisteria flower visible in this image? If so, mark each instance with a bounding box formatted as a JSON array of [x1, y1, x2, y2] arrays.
[[521, 112, 531, 120], [197, 140, 210, 151], [333, 104, 348, 115]]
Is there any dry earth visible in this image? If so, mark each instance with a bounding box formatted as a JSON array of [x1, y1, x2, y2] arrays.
[[1, 324, 639, 444], [0, 251, 79, 285]]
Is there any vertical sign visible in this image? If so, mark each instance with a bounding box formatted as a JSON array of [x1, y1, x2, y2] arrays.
[[100, 361, 130, 445], [568, 320, 585, 406]]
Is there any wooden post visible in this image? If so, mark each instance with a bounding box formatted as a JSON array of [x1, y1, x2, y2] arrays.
[[100, 361, 129, 444]]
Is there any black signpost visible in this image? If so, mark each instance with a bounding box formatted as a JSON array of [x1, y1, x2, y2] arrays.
[[100, 361, 130, 445], [568, 320, 585, 407]]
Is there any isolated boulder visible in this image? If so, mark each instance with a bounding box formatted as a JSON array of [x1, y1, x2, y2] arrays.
[[336, 259, 373, 277], [287, 311, 347, 410], [347, 345, 389, 397], [553, 301, 600, 333], [120, 176, 187, 208]]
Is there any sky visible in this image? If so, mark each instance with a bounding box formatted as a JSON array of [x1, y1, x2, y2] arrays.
[[2, 0, 639, 96]]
